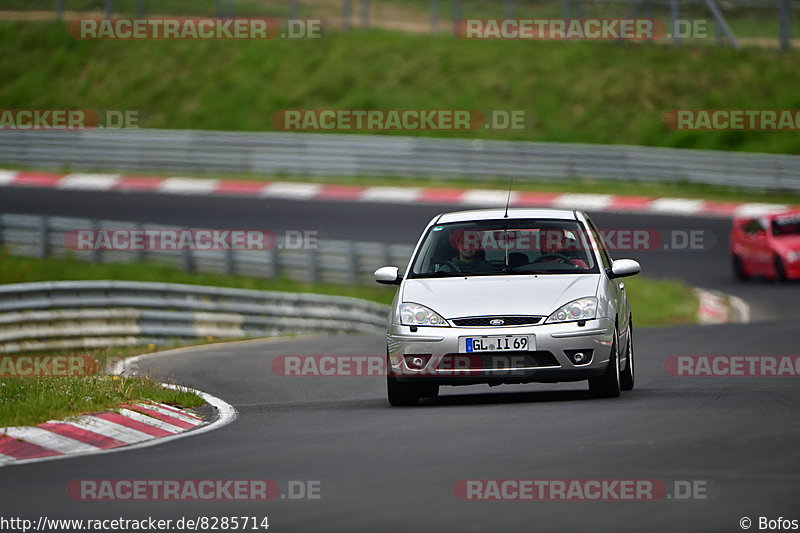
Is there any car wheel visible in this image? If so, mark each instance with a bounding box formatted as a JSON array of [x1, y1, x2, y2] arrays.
[[732, 255, 749, 281], [387, 376, 439, 406], [620, 321, 634, 391], [589, 328, 621, 399], [774, 255, 787, 282]]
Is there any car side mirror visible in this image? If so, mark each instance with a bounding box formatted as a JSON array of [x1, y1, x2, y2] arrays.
[[374, 266, 403, 285], [608, 259, 640, 279]]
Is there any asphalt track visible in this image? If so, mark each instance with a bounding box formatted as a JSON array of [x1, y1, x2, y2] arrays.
[[1, 185, 799, 532]]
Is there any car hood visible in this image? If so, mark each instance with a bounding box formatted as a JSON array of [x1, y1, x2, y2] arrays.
[[401, 274, 601, 318], [773, 235, 800, 252]]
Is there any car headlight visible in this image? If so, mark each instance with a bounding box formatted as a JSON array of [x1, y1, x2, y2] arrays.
[[546, 297, 598, 323], [786, 251, 800, 263], [399, 303, 449, 327]]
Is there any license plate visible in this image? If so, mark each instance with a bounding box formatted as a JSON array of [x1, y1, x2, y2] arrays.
[[463, 335, 532, 353]]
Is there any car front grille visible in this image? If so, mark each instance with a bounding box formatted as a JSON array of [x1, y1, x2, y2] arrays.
[[450, 316, 543, 327], [437, 351, 560, 371]]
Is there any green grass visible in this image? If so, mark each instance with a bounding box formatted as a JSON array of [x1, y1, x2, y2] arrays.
[[624, 275, 698, 326], [0, 374, 204, 427], [1, 22, 799, 154]]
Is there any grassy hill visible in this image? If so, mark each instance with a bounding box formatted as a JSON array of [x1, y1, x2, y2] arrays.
[[1, 21, 799, 153]]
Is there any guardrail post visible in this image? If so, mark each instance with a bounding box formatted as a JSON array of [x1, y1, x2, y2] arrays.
[[38, 216, 50, 259], [453, 0, 461, 23], [309, 247, 320, 283], [348, 242, 359, 284], [133, 222, 145, 263], [224, 247, 234, 275], [288, 0, 298, 20], [89, 220, 100, 264], [430, 0, 439, 33], [105, 0, 113, 19], [268, 244, 280, 278], [215, 0, 223, 18], [182, 228, 195, 272], [381, 242, 391, 269], [135, 0, 144, 18], [56, 0, 64, 20]]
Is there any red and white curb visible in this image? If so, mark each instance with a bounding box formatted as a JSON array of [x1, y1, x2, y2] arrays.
[[0, 170, 794, 219], [695, 288, 751, 325], [0, 385, 236, 467]]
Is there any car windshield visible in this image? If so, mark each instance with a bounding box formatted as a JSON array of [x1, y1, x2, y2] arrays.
[[409, 219, 599, 278], [771, 215, 800, 237]]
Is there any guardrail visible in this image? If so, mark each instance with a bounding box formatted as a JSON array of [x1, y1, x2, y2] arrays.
[[0, 213, 414, 286], [0, 280, 390, 354], [1, 129, 799, 191]]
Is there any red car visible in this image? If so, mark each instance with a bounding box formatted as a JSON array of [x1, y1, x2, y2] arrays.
[[730, 210, 800, 281]]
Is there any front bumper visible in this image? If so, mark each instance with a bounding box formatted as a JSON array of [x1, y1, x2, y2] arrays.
[[387, 318, 615, 385]]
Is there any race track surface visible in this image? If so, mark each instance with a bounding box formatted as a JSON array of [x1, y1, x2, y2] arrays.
[[1, 185, 799, 532]]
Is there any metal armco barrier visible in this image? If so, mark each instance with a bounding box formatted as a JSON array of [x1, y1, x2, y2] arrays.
[[0, 280, 390, 354], [0, 129, 798, 191], [0, 213, 414, 285]]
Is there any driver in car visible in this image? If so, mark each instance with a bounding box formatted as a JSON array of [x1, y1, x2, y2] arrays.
[[439, 229, 495, 273], [537, 229, 590, 269]]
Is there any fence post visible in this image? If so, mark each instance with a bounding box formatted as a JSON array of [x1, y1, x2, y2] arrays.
[[670, 0, 681, 44], [453, 0, 461, 23], [38, 216, 50, 259], [135, 0, 144, 18], [342, 0, 352, 32], [779, 0, 791, 51], [562, 0, 571, 18], [288, 0, 298, 20], [361, 0, 370, 29], [431, 0, 439, 33], [216, 0, 223, 18], [56, 0, 64, 20], [228, 0, 236, 18], [105, 0, 113, 19], [504, 0, 515, 19]]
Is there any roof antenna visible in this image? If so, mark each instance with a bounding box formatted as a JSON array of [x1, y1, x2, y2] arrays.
[[503, 177, 514, 218], [503, 177, 514, 270]]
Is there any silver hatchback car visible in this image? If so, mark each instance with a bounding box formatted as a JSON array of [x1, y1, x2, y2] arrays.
[[374, 208, 640, 406]]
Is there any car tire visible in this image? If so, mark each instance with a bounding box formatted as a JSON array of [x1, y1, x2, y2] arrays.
[[774, 255, 787, 282], [387, 376, 439, 406], [620, 321, 634, 391], [733, 255, 749, 281], [589, 328, 621, 399]]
